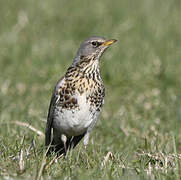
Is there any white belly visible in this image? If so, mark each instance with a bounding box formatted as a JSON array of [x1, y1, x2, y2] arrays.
[[53, 94, 100, 137]]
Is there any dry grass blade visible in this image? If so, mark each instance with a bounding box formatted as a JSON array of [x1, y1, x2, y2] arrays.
[[19, 149, 25, 172], [172, 134, 180, 180], [14, 121, 45, 138], [101, 151, 113, 168], [37, 156, 46, 180], [45, 154, 63, 170], [36, 144, 52, 180], [19, 135, 25, 172]]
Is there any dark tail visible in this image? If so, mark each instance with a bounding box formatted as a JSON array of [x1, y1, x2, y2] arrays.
[[47, 133, 85, 156]]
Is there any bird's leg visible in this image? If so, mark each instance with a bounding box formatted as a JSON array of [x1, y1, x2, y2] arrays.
[[83, 132, 90, 150], [83, 132, 91, 166], [61, 134, 67, 153]]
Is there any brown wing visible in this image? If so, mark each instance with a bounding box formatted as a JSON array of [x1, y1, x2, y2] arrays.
[[45, 77, 64, 147]]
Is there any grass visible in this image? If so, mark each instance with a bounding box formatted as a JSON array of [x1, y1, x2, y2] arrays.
[[0, 0, 181, 179]]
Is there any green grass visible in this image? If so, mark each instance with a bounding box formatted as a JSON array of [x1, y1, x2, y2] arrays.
[[0, 0, 181, 179]]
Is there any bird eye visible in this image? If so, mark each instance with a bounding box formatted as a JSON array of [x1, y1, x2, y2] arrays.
[[91, 41, 98, 47]]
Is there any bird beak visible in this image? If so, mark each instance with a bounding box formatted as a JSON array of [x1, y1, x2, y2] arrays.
[[102, 39, 117, 46]]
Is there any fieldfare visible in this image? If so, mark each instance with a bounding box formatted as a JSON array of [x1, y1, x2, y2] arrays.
[[45, 36, 117, 155]]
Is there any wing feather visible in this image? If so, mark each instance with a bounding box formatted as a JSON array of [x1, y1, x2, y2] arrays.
[[45, 77, 64, 146]]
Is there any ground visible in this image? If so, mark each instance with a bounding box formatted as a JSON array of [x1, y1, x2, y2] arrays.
[[0, 0, 181, 179]]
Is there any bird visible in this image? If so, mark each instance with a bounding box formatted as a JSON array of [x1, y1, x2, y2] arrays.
[[45, 36, 117, 155]]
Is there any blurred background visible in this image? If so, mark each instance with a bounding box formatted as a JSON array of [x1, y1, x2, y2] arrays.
[[0, 0, 181, 178]]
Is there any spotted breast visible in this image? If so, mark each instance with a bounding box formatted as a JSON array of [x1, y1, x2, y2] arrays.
[[52, 61, 105, 140]]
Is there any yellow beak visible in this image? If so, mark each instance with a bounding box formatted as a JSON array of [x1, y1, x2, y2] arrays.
[[102, 39, 117, 46]]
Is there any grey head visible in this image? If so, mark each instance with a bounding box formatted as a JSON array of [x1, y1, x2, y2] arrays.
[[73, 36, 117, 65]]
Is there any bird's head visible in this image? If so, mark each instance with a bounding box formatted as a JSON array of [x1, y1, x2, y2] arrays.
[[73, 36, 117, 66]]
